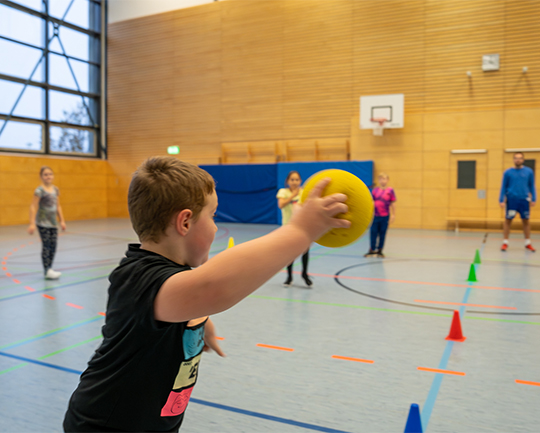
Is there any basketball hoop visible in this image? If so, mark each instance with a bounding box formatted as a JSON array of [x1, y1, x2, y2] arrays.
[[371, 118, 387, 136]]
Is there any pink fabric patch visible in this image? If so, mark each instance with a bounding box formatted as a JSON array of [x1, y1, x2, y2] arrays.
[[161, 387, 194, 417]]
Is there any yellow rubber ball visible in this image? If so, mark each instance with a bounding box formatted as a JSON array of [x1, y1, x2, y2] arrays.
[[300, 169, 374, 248]]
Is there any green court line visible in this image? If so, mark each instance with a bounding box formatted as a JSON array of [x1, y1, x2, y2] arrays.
[[249, 295, 451, 317], [465, 316, 540, 325], [0, 335, 101, 376], [248, 295, 540, 325], [40, 335, 101, 359], [0, 316, 103, 350]]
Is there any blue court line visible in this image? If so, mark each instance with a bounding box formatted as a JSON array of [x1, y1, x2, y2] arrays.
[[420, 267, 477, 430], [0, 351, 83, 375], [0, 275, 108, 302], [0, 352, 351, 433], [0, 315, 103, 351], [190, 398, 352, 433]]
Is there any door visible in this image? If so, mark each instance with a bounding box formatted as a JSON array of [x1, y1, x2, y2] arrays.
[[448, 152, 488, 224]]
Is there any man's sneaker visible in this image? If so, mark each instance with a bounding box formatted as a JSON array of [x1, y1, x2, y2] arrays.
[[501, 243, 508, 251], [364, 250, 377, 257], [45, 269, 61, 280], [526, 244, 536, 252]]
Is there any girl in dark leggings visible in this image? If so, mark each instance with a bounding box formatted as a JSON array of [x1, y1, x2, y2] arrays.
[[276, 171, 312, 287], [28, 166, 66, 279]]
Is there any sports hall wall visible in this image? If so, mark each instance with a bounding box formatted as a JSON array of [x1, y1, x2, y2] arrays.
[[105, 0, 540, 230], [0, 154, 108, 226]]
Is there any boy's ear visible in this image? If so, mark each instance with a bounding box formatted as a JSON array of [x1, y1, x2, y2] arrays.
[[175, 209, 193, 236]]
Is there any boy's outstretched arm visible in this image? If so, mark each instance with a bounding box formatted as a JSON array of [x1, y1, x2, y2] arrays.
[[155, 179, 350, 323]]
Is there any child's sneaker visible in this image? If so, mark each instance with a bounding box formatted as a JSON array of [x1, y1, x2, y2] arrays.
[[45, 269, 61, 280], [377, 251, 385, 258], [364, 250, 377, 257], [283, 276, 293, 287], [525, 244, 536, 252], [501, 243, 508, 251], [302, 273, 313, 288]]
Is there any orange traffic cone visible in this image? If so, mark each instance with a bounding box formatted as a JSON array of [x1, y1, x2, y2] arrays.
[[445, 310, 466, 342]]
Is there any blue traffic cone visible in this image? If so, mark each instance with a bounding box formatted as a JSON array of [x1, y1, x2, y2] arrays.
[[404, 403, 423, 433]]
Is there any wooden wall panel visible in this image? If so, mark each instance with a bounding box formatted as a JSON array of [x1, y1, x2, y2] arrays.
[[221, 1, 283, 142], [105, 0, 540, 228], [172, 5, 222, 153], [282, 0, 353, 138], [0, 155, 108, 226], [353, 1, 425, 113]]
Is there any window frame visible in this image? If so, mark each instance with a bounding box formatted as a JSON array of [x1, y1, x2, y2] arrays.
[[0, 0, 107, 158]]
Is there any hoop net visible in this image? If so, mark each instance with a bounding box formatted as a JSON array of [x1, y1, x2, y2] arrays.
[[370, 118, 387, 136]]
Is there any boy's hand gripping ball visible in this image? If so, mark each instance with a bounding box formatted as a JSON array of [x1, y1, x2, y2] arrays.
[[301, 169, 374, 248]]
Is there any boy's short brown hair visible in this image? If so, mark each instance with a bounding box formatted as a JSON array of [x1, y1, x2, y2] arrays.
[[128, 157, 215, 243]]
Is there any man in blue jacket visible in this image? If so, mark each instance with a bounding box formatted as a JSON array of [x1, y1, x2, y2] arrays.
[[499, 152, 536, 251]]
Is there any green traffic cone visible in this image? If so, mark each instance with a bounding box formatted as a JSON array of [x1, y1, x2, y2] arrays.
[[473, 249, 481, 265], [467, 263, 477, 282]]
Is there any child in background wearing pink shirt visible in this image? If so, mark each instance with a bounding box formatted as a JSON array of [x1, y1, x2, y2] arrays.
[[365, 173, 396, 258]]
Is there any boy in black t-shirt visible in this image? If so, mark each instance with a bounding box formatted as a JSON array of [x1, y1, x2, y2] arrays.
[[63, 156, 350, 432]]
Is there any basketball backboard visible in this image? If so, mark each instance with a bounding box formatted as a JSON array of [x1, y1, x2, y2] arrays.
[[360, 94, 404, 130]]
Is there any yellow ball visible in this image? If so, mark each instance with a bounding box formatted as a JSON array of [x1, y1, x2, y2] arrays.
[[300, 169, 374, 248]]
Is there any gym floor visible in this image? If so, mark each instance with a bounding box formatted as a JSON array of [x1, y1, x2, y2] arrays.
[[1, 219, 539, 432]]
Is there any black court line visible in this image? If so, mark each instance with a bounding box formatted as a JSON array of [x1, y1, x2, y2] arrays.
[[334, 260, 540, 316]]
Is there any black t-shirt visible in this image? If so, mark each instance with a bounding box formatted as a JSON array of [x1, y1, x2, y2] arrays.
[[64, 244, 205, 432]]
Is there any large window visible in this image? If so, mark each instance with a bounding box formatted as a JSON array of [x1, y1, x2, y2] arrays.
[[0, 0, 105, 157]]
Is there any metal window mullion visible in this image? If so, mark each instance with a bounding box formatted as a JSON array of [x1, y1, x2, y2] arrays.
[[100, 0, 107, 159], [44, 0, 49, 154], [0, 36, 101, 66], [1, 0, 100, 37], [0, 73, 99, 98]]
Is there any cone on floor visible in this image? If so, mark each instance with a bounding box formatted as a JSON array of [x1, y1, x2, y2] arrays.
[[227, 237, 235, 249], [445, 310, 466, 342], [473, 249, 481, 265], [467, 263, 477, 282], [404, 403, 423, 433]]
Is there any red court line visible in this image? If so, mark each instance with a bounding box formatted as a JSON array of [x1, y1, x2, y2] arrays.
[[256, 344, 294, 352], [7, 252, 12, 256], [98, 312, 106, 316], [516, 379, 540, 387], [2, 257, 7, 260], [24, 286, 35, 292], [306, 272, 540, 294], [5, 272, 12, 277], [43, 294, 56, 300], [418, 367, 465, 376], [1, 261, 6, 265], [414, 299, 516, 310], [66, 303, 83, 309], [12, 248, 17, 252], [12, 279, 20, 284], [2, 267, 6, 271], [331, 355, 374, 364], [216, 337, 225, 341]]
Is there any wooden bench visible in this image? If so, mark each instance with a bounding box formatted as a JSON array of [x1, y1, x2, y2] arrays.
[[446, 217, 540, 233], [221, 141, 283, 164], [285, 139, 350, 162]]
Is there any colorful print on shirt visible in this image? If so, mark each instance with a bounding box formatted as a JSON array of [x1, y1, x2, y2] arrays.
[[161, 322, 205, 417], [372, 187, 396, 217]]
